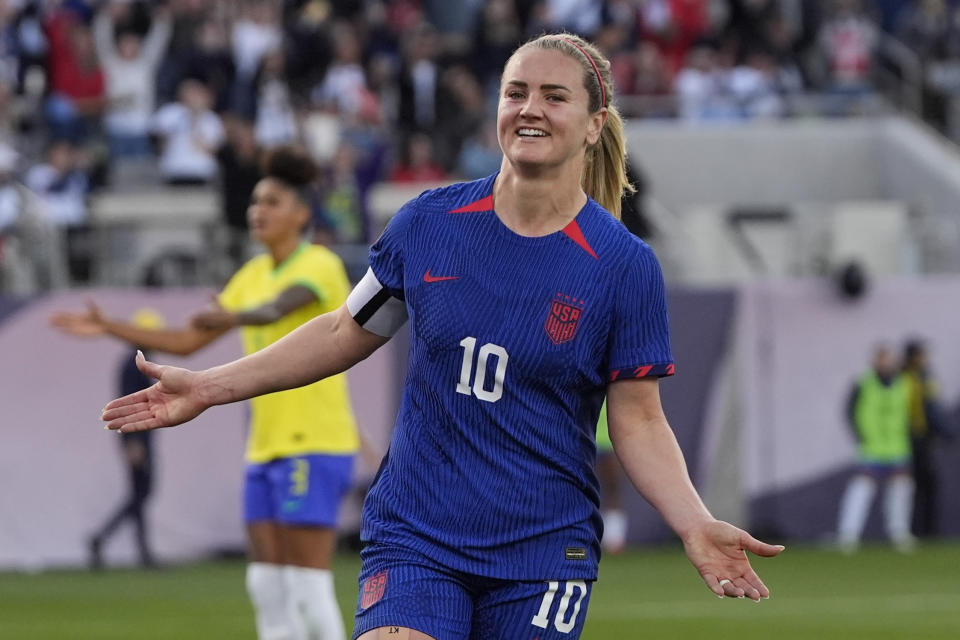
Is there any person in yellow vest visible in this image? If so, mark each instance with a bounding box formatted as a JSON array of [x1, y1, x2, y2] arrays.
[[51, 145, 358, 639], [836, 345, 914, 553]]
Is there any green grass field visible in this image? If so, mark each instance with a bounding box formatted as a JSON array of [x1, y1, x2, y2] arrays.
[[2, 543, 958, 639]]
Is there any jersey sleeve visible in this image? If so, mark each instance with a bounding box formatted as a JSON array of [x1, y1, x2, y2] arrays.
[[217, 261, 252, 311], [296, 250, 350, 310], [346, 198, 416, 337], [607, 245, 675, 381]]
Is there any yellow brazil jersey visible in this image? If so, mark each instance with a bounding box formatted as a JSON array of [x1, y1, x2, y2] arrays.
[[219, 243, 359, 463]]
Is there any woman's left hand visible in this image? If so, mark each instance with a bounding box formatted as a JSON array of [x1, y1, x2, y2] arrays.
[[682, 519, 784, 601]]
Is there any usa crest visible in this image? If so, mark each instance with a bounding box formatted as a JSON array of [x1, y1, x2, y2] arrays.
[[361, 570, 388, 609], [545, 294, 586, 345]]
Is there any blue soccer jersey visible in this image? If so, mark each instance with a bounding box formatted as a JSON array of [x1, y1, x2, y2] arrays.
[[346, 174, 673, 581]]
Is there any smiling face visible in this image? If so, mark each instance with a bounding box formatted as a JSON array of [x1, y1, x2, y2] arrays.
[[497, 47, 604, 175], [246, 178, 308, 247]]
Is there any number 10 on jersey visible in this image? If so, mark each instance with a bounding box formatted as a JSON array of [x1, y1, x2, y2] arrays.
[[456, 337, 509, 402]]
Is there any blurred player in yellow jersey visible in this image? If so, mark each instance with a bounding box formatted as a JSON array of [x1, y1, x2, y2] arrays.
[[51, 146, 357, 640]]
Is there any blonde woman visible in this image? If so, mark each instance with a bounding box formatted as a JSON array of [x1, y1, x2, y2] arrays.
[[100, 35, 782, 639]]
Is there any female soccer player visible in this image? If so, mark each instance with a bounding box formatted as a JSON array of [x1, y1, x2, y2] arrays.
[[52, 146, 357, 640], [98, 35, 783, 639]]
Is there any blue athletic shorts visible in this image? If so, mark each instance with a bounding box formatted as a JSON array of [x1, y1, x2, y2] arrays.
[[244, 453, 354, 527], [353, 542, 593, 640], [859, 459, 910, 478]]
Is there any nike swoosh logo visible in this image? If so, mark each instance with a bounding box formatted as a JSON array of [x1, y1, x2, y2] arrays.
[[424, 269, 459, 283]]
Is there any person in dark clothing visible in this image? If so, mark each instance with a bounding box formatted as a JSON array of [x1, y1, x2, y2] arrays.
[[620, 160, 653, 240], [902, 339, 945, 538], [216, 116, 262, 269], [88, 309, 163, 569]]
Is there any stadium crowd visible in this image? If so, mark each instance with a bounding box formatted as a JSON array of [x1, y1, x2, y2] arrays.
[[0, 0, 953, 292]]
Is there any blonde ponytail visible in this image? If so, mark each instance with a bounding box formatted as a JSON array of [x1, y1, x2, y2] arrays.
[[582, 104, 634, 218]]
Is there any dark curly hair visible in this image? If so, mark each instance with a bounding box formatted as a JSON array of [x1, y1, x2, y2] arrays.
[[259, 145, 317, 200]]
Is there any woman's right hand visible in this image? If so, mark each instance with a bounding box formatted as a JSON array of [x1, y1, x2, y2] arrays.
[[101, 351, 211, 433]]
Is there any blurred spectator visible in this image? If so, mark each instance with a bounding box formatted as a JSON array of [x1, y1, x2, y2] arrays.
[[365, 51, 400, 126], [25, 138, 89, 228], [674, 43, 738, 120], [357, 0, 399, 65], [836, 345, 914, 554], [423, 0, 482, 54], [471, 0, 523, 91], [25, 138, 92, 282], [435, 65, 487, 167], [150, 78, 225, 185], [314, 142, 367, 245], [6, 0, 48, 95], [158, 4, 235, 111], [311, 22, 368, 117], [389, 132, 448, 183], [282, 0, 335, 97], [0, 142, 65, 292], [637, 0, 711, 78], [544, 0, 603, 38], [0, 77, 18, 142], [93, 1, 172, 159], [595, 13, 634, 81], [302, 103, 343, 164], [727, 47, 785, 118], [337, 101, 391, 242], [895, 0, 950, 60], [397, 22, 442, 135], [155, 0, 205, 103], [725, 0, 780, 59], [456, 119, 502, 181], [43, 2, 106, 143], [761, 10, 808, 92], [817, 0, 877, 93], [252, 48, 298, 147], [0, 144, 21, 234], [877, 0, 918, 34], [902, 339, 948, 539], [385, 0, 425, 35], [619, 41, 674, 117], [230, 0, 281, 86], [216, 114, 261, 268]]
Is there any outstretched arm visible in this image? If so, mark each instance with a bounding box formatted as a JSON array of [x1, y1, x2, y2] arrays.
[[190, 285, 317, 330], [50, 300, 226, 356], [101, 304, 389, 432], [607, 377, 784, 601]]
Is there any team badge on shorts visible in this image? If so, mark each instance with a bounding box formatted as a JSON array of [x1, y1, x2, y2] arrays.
[[361, 570, 388, 609], [545, 294, 585, 345]]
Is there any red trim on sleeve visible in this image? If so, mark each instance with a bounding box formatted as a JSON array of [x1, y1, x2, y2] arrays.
[[609, 363, 675, 381]]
